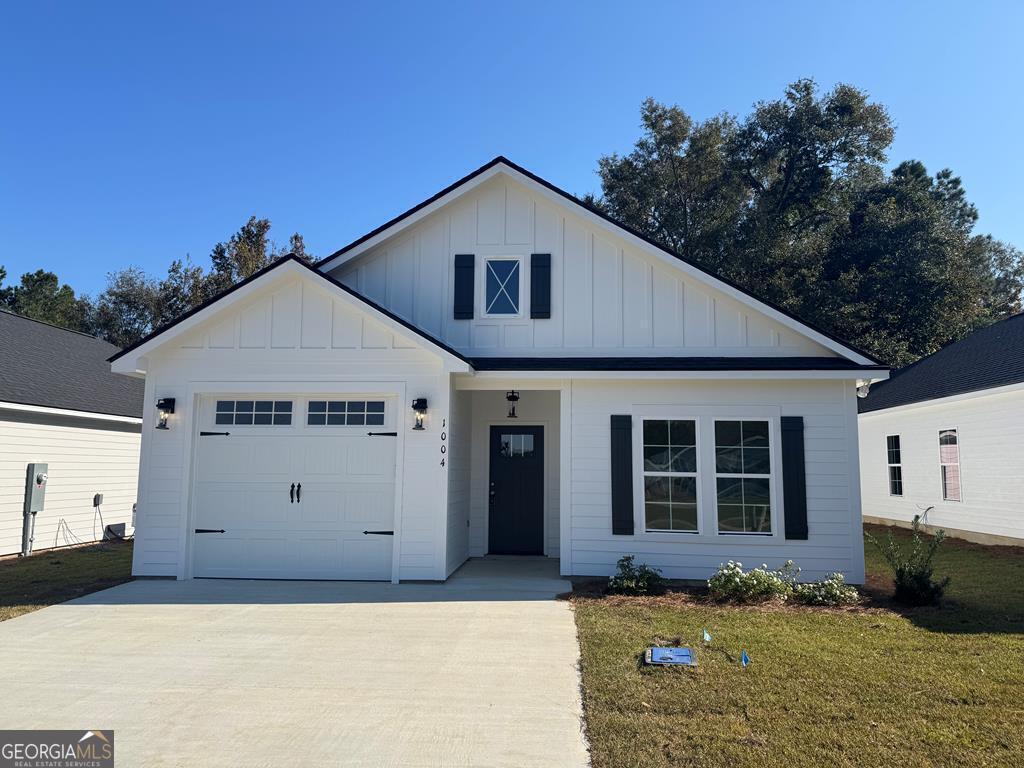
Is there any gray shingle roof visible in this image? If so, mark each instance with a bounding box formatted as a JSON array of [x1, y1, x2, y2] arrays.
[[859, 313, 1024, 414], [0, 311, 144, 418]]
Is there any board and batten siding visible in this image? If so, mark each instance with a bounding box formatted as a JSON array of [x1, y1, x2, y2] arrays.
[[329, 175, 835, 359], [130, 273, 451, 580], [0, 411, 140, 556], [567, 379, 864, 582], [859, 387, 1024, 542]]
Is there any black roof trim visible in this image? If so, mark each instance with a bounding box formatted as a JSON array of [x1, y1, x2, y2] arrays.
[[316, 156, 881, 365], [859, 312, 1024, 413], [468, 356, 886, 372], [108, 255, 471, 365]]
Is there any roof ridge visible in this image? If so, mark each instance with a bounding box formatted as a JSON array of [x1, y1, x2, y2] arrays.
[[0, 308, 108, 342]]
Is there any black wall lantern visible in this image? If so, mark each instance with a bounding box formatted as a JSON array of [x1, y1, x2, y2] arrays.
[[155, 397, 175, 430], [505, 390, 520, 419], [411, 398, 428, 430]]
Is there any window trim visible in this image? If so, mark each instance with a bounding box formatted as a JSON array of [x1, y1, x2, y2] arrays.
[[886, 434, 903, 497], [712, 417, 776, 536], [481, 256, 524, 318], [938, 426, 962, 503], [638, 418, 701, 535]]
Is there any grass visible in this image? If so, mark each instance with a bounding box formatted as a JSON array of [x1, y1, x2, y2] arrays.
[[0, 540, 134, 622], [573, 526, 1024, 768]]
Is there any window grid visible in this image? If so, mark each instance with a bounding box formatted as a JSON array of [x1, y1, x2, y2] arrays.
[[215, 400, 293, 426], [484, 258, 520, 316], [939, 428, 961, 502], [307, 400, 385, 426], [641, 419, 698, 533], [886, 434, 903, 496], [714, 420, 772, 535]]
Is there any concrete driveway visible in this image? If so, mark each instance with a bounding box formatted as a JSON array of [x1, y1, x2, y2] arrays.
[[0, 559, 589, 767]]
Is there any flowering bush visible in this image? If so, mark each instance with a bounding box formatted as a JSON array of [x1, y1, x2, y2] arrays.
[[707, 560, 799, 603], [607, 555, 666, 595], [792, 573, 859, 606], [708, 561, 860, 606]]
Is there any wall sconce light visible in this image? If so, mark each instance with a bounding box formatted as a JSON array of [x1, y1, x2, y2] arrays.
[[506, 390, 520, 419], [155, 397, 175, 430], [411, 398, 428, 430]]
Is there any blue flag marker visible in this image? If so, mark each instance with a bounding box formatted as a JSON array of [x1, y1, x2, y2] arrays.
[[702, 629, 712, 644], [741, 649, 751, 667]]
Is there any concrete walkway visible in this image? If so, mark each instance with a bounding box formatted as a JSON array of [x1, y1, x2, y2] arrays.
[[0, 559, 589, 767]]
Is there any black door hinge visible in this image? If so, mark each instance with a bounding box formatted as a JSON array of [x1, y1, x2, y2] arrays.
[[194, 528, 226, 534], [362, 530, 394, 535], [367, 431, 398, 437], [200, 431, 231, 437]]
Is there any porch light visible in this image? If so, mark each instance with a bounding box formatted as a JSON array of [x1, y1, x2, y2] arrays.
[[155, 397, 175, 430], [411, 398, 428, 430], [505, 391, 519, 419]]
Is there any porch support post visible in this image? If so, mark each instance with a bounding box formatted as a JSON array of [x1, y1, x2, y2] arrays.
[[559, 380, 572, 576]]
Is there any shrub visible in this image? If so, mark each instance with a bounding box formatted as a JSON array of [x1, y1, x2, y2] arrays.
[[792, 573, 859, 606], [707, 560, 798, 603], [866, 515, 950, 605], [607, 555, 666, 595]]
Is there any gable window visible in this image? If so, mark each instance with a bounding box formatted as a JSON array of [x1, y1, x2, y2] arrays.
[[886, 435, 903, 496], [484, 258, 520, 316], [939, 428, 961, 501], [641, 420, 698, 532], [216, 400, 292, 426], [307, 400, 385, 426], [715, 420, 772, 534]]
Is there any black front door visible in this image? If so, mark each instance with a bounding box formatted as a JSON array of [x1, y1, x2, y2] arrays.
[[488, 426, 544, 555]]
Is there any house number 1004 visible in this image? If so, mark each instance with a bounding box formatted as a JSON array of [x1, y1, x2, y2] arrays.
[[440, 418, 447, 467]]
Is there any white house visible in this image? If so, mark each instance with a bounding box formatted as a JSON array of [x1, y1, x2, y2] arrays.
[[111, 157, 887, 584], [859, 312, 1024, 544], [1, 310, 143, 555]]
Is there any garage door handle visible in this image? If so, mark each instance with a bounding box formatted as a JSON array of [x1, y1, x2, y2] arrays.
[[296, 483, 301, 503], [289, 483, 295, 503], [363, 530, 394, 535], [195, 528, 225, 534]]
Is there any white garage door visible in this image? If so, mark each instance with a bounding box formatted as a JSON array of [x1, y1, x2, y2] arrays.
[[192, 395, 396, 580]]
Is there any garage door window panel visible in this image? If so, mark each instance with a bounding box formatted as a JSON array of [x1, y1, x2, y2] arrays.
[[308, 400, 386, 426], [216, 400, 293, 425]]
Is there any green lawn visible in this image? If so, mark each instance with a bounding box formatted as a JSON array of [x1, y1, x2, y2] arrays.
[[0, 540, 134, 622], [573, 526, 1024, 768]]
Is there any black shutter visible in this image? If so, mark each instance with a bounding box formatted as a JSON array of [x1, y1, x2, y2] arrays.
[[781, 416, 808, 540], [610, 415, 634, 535], [453, 254, 474, 319], [530, 253, 551, 319]]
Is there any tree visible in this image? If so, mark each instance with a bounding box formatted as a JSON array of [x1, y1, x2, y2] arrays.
[[94, 267, 161, 348], [0, 268, 94, 332], [158, 257, 209, 325], [592, 80, 1023, 365]]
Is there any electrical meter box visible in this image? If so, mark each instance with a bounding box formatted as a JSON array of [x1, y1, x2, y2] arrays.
[[24, 463, 48, 513]]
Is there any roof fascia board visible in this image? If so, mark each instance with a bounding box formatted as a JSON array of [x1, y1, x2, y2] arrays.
[[859, 380, 1024, 417], [111, 258, 470, 374], [463, 369, 889, 382], [317, 164, 505, 273], [0, 400, 143, 423]]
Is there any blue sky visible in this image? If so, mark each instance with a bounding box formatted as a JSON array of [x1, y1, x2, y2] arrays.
[[2, 1, 1022, 295]]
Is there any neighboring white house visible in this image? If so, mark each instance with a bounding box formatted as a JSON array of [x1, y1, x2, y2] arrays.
[[859, 312, 1024, 544], [111, 157, 888, 584], [1, 310, 144, 555]]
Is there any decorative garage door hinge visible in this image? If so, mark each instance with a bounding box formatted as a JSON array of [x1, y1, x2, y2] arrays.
[[366, 431, 398, 437], [199, 431, 231, 436], [362, 530, 394, 535], [194, 528, 226, 534]]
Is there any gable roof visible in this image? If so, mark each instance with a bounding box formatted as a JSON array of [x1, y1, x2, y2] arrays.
[[0, 310, 144, 418], [316, 156, 882, 367], [108, 255, 472, 370], [859, 313, 1024, 413]]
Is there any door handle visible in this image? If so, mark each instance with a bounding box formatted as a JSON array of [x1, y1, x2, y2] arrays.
[[289, 483, 295, 503], [296, 483, 301, 503]]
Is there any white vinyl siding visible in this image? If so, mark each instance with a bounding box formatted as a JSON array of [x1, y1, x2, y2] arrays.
[[0, 414, 140, 556], [860, 387, 1024, 542], [570, 379, 863, 583]]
